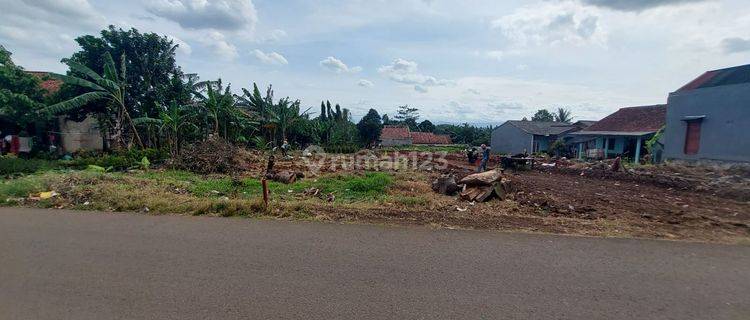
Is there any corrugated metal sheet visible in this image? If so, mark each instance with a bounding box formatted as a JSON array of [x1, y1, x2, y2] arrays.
[[677, 64, 750, 92]]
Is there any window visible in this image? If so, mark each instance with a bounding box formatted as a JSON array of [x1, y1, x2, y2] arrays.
[[684, 121, 701, 155]]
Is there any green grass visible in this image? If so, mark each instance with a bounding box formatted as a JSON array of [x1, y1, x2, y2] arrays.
[[133, 170, 394, 202], [0, 174, 52, 198]]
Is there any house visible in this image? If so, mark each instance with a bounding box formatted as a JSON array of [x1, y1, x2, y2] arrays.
[[28, 71, 104, 153], [662, 64, 750, 163], [379, 125, 452, 146], [490, 121, 582, 154], [569, 104, 666, 163], [411, 131, 452, 145]]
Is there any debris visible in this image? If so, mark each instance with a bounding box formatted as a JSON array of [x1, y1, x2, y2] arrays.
[[266, 170, 304, 184], [28, 191, 58, 201], [456, 206, 467, 212], [457, 169, 515, 202], [541, 163, 556, 167], [457, 169, 503, 186], [432, 174, 459, 195], [610, 156, 621, 172], [173, 136, 240, 174], [326, 193, 336, 202], [303, 188, 320, 197]]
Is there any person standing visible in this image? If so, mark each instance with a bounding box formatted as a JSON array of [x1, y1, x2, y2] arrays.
[[477, 144, 491, 172]]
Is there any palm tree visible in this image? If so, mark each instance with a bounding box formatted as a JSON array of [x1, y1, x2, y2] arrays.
[[43, 53, 143, 149], [554, 107, 573, 123]]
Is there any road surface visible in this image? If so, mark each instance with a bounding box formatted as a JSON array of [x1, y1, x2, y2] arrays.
[[1, 207, 748, 319]]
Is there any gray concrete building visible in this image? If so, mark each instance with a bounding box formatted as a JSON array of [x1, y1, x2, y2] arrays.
[[663, 64, 750, 163], [491, 121, 581, 154]]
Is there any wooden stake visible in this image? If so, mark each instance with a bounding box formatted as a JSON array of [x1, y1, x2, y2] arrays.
[[261, 178, 269, 208]]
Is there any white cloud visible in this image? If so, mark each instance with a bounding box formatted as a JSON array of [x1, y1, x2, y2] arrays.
[[201, 31, 238, 61], [378, 58, 453, 90], [260, 29, 287, 42], [252, 49, 288, 65], [147, 0, 257, 31], [357, 79, 374, 87], [491, 2, 605, 47], [21, 0, 103, 25], [319, 56, 362, 73]]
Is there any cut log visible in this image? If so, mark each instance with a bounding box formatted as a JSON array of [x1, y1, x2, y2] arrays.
[[475, 186, 495, 202], [460, 187, 483, 201], [458, 169, 503, 186], [493, 178, 515, 200]]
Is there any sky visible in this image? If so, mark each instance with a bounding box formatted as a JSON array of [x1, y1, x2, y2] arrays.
[[1, 0, 749, 124]]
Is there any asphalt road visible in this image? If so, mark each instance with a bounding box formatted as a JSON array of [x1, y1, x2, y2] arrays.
[[1, 208, 749, 320]]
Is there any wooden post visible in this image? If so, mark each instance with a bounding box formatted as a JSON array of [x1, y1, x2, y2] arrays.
[[261, 178, 269, 208]]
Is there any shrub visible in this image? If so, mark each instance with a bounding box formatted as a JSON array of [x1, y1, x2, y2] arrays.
[[0, 156, 58, 175]]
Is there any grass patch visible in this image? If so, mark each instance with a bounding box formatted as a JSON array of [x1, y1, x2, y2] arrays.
[[391, 195, 428, 207], [0, 173, 53, 198]]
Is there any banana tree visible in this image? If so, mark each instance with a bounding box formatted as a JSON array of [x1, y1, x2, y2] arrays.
[[42, 52, 143, 149], [134, 102, 199, 156]]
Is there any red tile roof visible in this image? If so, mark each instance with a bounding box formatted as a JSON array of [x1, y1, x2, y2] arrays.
[[26, 71, 62, 96], [381, 125, 411, 140], [411, 132, 452, 145], [583, 104, 666, 133]]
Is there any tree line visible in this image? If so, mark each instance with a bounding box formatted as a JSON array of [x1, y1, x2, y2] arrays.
[[6, 26, 572, 155]]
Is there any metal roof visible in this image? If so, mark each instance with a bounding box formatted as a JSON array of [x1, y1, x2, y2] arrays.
[[505, 121, 579, 136], [676, 64, 750, 92]]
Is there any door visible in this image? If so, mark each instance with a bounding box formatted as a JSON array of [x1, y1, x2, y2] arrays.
[[684, 121, 701, 155]]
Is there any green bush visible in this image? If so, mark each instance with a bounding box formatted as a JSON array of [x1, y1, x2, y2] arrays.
[[0, 157, 58, 175]]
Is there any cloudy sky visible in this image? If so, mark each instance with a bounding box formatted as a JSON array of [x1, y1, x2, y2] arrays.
[[2, 0, 749, 124]]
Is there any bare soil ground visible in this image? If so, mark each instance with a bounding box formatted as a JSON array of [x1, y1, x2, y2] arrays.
[[300, 152, 750, 243]]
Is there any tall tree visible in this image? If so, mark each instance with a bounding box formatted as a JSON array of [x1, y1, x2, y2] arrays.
[[319, 101, 327, 121], [0, 45, 47, 132], [63, 25, 187, 119], [554, 107, 573, 123], [531, 109, 554, 122], [393, 105, 419, 122], [381, 114, 391, 125], [44, 52, 143, 149], [417, 119, 435, 132], [356, 108, 382, 146]]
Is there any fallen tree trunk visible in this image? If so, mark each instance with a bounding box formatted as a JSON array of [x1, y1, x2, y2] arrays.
[[458, 169, 503, 186]]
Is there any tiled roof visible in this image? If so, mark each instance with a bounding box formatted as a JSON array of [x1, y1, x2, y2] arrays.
[[582, 104, 666, 133], [411, 132, 452, 144], [380, 125, 411, 140], [26, 71, 62, 96], [677, 64, 750, 92], [506, 121, 579, 136]]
